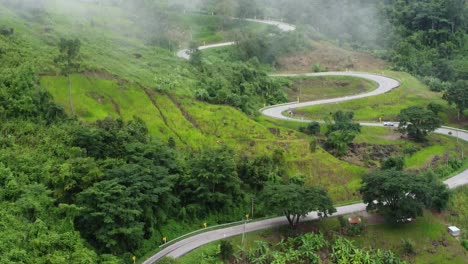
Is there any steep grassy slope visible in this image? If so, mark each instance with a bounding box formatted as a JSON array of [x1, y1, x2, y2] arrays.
[[42, 72, 367, 203], [0, 1, 271, 92]]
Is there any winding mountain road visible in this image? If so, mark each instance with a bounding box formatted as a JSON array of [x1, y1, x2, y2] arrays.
[[144, 18, 468, 264]]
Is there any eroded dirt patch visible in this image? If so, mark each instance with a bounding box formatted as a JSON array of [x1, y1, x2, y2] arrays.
[[277, 41, 387, 72]]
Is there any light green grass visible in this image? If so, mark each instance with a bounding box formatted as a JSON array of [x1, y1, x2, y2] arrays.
[[284, 76, 378, 102], [294, 71, 454, 123], [352, 213, 467, 264], [445, 186, 468, 239], [42, 74, 369, 204], [354, 126, 405, 145]]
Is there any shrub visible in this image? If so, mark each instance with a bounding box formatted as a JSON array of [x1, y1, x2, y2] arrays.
[[313, 63, 327, 73], [219, 240, 234, 261], [305, 122, 321, 135], [381, 156, 405, 171], [0, 26, 14, 36], [403, 146, 417, 155], [401, 238, 416, 255], [462, 239, 468, 250], [158, 257, 180, 264], [421, 76, 451, 92], [338, 216, 347, 229], [448, 158, 463, 171], [347, 223, 365, 236], [309, 138, 317, 153]]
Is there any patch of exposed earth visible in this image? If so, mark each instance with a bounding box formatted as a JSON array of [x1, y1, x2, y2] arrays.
[[343, 143, 402, 168], [277, 41, 387, 72]]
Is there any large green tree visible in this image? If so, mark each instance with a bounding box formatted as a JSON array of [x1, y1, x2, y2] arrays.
[[260, 184, 336, 228], [54, 38, 81, 116], [398, 106, 441, 141], [360, 170, 450, 223], [76, 179, 144, 253], [177, 147, 243, 217], [443, 80, 468, 120], [325, 111, 361, 156]]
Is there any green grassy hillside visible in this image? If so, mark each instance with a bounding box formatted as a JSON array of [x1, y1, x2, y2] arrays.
[[1, 0, 466, 262], [41, 73, 368, 203]]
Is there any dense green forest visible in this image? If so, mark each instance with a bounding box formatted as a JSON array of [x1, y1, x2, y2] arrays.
[[0, 0, 467, 263]]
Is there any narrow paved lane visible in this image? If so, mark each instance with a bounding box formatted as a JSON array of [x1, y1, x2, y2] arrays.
[[262, 72, 400, 121]]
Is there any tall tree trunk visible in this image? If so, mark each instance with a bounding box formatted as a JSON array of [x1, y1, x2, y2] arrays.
[[68, 74, 75, 116]]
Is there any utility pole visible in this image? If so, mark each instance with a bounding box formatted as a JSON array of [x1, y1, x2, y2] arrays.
[[251, 196, 255, 219]]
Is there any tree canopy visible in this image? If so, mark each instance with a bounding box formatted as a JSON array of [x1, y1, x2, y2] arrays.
[[398, 106, 441, 141], [443, 80, 468, 119], [360, 170, 450, 223], [260, 184, 336, 228], [325, 111, 361, 156]]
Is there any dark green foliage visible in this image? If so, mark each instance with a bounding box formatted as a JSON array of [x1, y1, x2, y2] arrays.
[[422, 76, 451, 92], [238, 233, 325, 263], [236, 233, 406, 264], [338, 216, 347, 229], [76, 179, 145, 253], [0, 25, 13, 36], [360, 170, 450, 223], [177, 147, 243, 217], [195, 60, 287, 115], [219, 240, 234, 261], [347, 223, 365, 236], [325, 111, 361, 156], [384, 0, 466, 81], [168, 137, 176, 148], [448, 158, 464, 171], [0, 65, 64, 122], [300, 121, 320, 135], [72, 117, 149, 160], [260, 184, 336, 228], [382, 156, 405, 171], [443, 80, 468, 119], [237, 154, 282, 191], [55, 38, 81, 75], [427, 102, 444, 115], [398, 106, 441, 141], [331, 237, 407, 264], [418, 171, 451, 212], [462, 239, 468, 250], [403, 146, 418, 155]]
